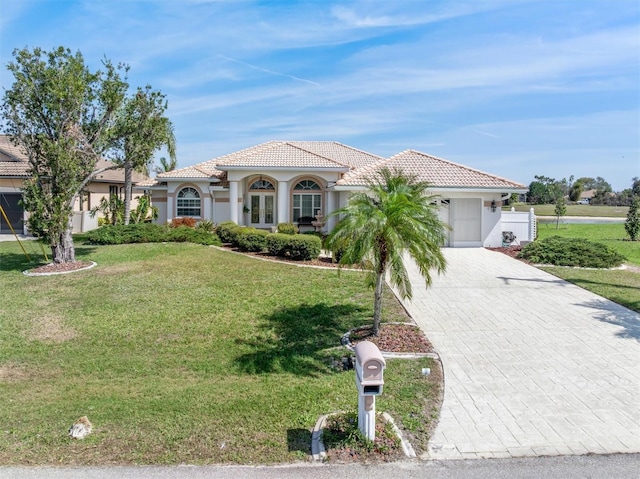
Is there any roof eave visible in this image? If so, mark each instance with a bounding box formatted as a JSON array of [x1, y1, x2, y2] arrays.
[[157, 176, 220, 182], [430, 186, 529, 193], [216, 166, 349, 172]]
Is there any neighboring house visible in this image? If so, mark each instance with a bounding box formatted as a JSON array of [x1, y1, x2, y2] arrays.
[[141, 141, 528, 248], [0, 135, 148, 234], [578, 189, 597, 204]]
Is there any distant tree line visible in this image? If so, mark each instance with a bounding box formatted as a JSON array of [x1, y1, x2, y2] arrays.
[[526, 175, 640, 207]]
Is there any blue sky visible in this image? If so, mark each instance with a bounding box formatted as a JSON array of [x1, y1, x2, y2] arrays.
[[1, 0, 639, 192]]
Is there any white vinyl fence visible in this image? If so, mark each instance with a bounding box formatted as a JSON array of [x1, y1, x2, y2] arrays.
[[501, 208, 536, 245]]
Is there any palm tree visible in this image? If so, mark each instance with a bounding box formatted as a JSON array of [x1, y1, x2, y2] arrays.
[[326, 167, 448, 336], [153, 155, 178, 175]]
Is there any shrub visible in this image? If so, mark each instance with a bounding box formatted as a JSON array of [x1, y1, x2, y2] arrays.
[[215, 221, 238, 243], [168, 227, 221, 245], [286, 234, 322, 261], [266, 233, 289, 256], [625, 196, 639, 241], [517, 236, 626, 268], [236, 228, 269, 252], [171, 217, 197, 228], [265, 233, 321, 260], [276, 222, 298, 235], [196, 220, 215, 232], [83, 223, 221, 246], [228, 225, 247, 247], [84, 223, 167, 245]]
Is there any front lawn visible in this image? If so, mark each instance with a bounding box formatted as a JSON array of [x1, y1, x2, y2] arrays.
[[0, 240, 440, 465]]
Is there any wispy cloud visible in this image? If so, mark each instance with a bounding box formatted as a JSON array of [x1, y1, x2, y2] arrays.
[[217, 55, 320, 86]]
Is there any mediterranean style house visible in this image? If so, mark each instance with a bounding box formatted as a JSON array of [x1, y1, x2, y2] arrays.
[[142, 141, 528, 248], [0, 135, 148, 234]]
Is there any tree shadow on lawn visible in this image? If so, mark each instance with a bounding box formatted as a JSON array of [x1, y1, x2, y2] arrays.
[[287, 428, 312, 455], [579, 297, 640, 341], [234, 302, 366, 376], [0, 251, 35, 272], [0, 242, 97, 273]]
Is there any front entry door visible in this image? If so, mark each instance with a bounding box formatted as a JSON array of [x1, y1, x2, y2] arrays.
[[250, 194, 275, 228]]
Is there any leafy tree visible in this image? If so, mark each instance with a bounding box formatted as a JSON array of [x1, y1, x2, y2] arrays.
[[154, 156, 178, 175], [326, 168, 448, 336], [632, 177, 640, 197], [528, 175, 562, 204], [573, 175, 610, 189], [113, 85, 176, 225], [569, 180, 584, 202], [594, 176, 612, 193], [625, 195, 639, 241], [554, 196, 567, 229], [1, 46, 128, 263]]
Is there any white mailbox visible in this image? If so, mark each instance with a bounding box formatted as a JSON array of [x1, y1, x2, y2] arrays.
[[354, 341, 386, 396]]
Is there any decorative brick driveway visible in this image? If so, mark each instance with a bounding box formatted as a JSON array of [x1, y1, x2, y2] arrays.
[[398, 248, 640, 459]]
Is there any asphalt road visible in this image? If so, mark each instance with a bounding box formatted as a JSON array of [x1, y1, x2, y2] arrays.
[[2, 454, 638, 479]]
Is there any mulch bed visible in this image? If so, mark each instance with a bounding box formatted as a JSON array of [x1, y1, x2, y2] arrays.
[[28, 261, 94, 275], [485, 245, 523, 259], [348, 323, 434, 354]]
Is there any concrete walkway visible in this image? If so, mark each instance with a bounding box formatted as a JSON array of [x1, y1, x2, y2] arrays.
[[398, 248, 640, 460]]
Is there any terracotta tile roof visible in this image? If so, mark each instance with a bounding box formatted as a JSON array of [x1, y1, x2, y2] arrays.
[[339, 149, 527, 189], [0, 161, 30, 178], [214, 141, 373, 169], [0, 135, 149, 184], [157, 141, 384, 184]]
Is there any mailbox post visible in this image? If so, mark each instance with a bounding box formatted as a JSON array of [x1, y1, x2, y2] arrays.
[[353, 341, 386, 441]]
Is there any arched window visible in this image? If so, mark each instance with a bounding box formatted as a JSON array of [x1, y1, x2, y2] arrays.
[[177, 187, 201, 217], [292, 180, 322, 221], [294, 180, 321, 190], [249, 179, 275, 190]]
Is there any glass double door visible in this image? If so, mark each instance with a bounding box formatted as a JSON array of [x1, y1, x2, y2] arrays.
[[249, 193, 274, 227]]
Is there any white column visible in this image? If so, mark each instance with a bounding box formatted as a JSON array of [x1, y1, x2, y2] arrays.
[[209, 189, 216, 222], [325, 190, 335, 231], [277, 180, 288, 224], [167, 195, 174, 222], [229, 181, 239, 224]]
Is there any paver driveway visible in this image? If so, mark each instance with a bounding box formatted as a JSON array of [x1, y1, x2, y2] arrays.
[[398, 248, 640, 459]]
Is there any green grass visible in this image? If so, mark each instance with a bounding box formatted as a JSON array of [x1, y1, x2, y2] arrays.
[[534, 223, 639, 313], [0, 240, 439, 465], [508, 203, 628, 217]]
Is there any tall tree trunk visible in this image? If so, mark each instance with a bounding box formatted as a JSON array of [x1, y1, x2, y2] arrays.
[[372, 270, 385, 336], [51, 217, 76, 263], [123, 160, 132, 225]]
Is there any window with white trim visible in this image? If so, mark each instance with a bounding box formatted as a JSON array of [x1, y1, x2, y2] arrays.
[[292, 180, 322, 221], [177, 187, 201, 217]]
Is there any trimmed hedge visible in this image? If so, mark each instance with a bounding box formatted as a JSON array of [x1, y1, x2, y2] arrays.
[[215, 221, 239, 243], [287, 235, 321, 260], [266, 233, 321, 261], [236, 228, 269, 252], [276, 222, 298, 235], [83, 223, 221, 246], [517, 236, 626, 268]]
